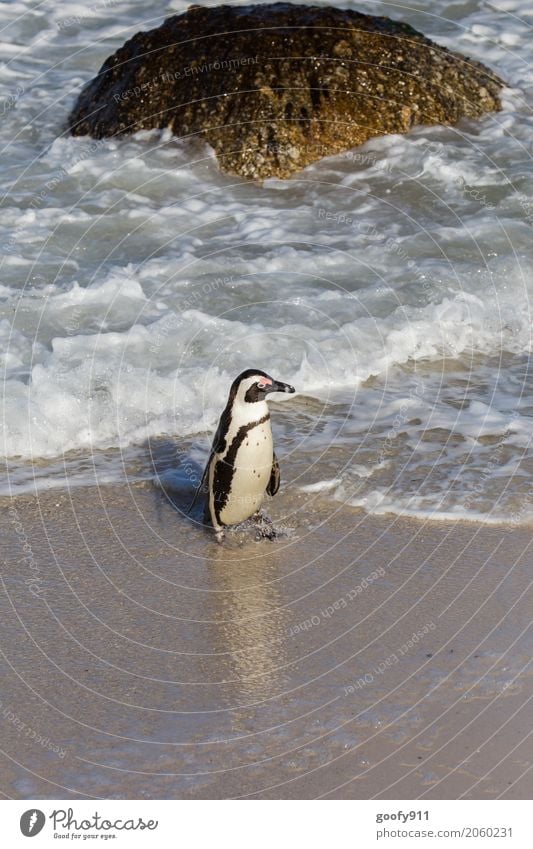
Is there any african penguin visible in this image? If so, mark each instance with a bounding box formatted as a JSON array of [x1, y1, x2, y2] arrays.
[[191, 369, 295, 542]]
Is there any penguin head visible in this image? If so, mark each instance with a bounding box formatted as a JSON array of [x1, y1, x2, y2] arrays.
[[230, 369, 295, 404]]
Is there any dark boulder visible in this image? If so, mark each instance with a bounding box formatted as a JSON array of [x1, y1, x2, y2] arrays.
[[68, 2, 504, 179]]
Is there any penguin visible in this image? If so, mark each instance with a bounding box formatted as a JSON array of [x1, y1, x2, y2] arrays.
[[190, 369, 295, 542]]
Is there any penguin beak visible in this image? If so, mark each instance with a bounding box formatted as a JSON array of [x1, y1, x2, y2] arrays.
[[267, 379, 295, 394]]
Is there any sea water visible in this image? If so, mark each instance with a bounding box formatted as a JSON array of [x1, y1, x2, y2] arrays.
[[1, 0, 532, 524]]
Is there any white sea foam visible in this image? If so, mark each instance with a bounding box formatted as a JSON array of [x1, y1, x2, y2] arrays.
[[1, 0, 532, 523]]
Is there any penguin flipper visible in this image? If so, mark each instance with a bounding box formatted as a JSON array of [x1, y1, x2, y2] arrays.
[[266, 452, 281, 496], [187, 409, 228, 516], [187, 454, 212, 514]]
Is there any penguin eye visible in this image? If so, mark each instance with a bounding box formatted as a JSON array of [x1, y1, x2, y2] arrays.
[[257, 382, 268, 390]]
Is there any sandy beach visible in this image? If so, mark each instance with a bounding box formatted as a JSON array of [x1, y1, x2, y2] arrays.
[[1, 481, 531, 799]]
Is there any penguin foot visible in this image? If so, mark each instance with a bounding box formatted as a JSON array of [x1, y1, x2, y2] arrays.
[[252, 510, 273, 525], [250, 510, 277, 540], [255, 523, 277, 541], [215, 529, 225, 544]]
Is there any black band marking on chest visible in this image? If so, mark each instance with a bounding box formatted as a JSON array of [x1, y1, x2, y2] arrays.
[[213, 413, 270, 523]]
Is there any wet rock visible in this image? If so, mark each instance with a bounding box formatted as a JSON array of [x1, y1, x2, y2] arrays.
[[68, 2, 504, 179]]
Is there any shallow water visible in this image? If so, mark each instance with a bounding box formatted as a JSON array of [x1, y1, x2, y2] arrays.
[[1, 0, 532, 524]]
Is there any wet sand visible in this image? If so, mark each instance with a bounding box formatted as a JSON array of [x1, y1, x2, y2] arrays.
[[0, 481, 532, 799]]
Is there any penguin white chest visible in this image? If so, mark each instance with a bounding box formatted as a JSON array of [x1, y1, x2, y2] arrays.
[[218, 420, 273, 525]]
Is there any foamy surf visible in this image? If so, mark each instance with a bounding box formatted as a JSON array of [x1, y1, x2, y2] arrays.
[[1, 0, 532, 526]]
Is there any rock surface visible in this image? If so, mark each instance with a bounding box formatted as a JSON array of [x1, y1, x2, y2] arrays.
[[68, 2, 504, 179]]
